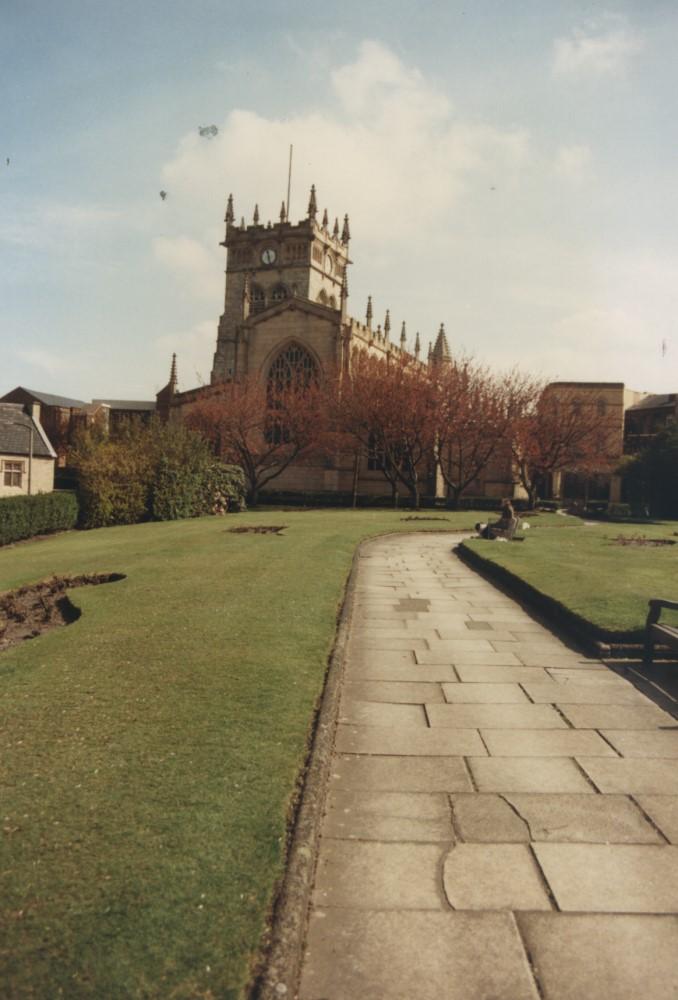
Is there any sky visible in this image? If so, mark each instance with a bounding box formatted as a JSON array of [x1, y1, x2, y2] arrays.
[[2, 0, 677, 400]]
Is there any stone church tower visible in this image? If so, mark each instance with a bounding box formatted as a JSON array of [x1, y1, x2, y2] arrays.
[[210, 187, 352, 383]]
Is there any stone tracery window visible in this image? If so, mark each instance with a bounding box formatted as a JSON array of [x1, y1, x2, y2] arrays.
[[267, 342, 319, 395], [265, 343, 319, 444]]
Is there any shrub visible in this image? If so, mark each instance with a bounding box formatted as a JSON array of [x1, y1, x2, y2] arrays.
[[0, 491, 79, 546], [71, 418, 246, 528]]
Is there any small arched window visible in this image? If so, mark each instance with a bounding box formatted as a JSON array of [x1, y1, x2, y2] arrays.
[[271, 284, 288, 303], [251, 284, 266, 314], [328, 295, 337, 310], [317, 289, 328, 305]]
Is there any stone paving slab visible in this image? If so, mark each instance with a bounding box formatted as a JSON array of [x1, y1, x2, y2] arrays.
[[523, 681, 650, 705], [516, 653, 602, 668], [342, 680, 445, 703], [493, 639, 576, 655], [600, 729, 678, 758], [348, 661, 459, 682], [576, 757, 678, 793], [517, 913, 678, 1000], [546, 666, 627, 681], [300, 910, 541, 1000], [323, 790, 452, 842], [312, 839, 446, 909], [635, 796, 678, 843], [480, 728, 618, 757], [427, 703, 568, 729], [450, 793, 530, 842], [416, 649, 523, 666], [505, 793, 663, 843], [558, 703, 675, 729], [348, 636, 428, 651], [335, 724, 486, 757], [534, 843, 678, 912], [443, 843, 552, 910], [331, 753, 473, 792], [441, 681, 530, 703], [454, 663, 551, 682], [468, 756, 595, 793], [338, 700, 427, 727], [435, 627, 519, 641]]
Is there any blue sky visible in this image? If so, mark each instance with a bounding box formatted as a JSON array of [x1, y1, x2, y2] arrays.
[[2, 1, 677, 399]]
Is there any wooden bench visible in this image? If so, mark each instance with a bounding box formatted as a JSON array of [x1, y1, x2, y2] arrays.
[[644, 598, 678, 664]]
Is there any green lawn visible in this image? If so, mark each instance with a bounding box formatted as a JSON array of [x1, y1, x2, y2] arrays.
[[0, 509, 476, 1000], [462, 514, 678, 639]]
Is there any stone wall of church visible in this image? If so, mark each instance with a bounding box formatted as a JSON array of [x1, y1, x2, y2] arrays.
[[246, 308, 341, 380]]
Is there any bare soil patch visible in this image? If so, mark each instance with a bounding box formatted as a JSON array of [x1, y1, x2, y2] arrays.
[[611, 535, 676, 548], [400, 516, 450, 522], [228, 525, 287, 535], [0, 573, 125, 653]]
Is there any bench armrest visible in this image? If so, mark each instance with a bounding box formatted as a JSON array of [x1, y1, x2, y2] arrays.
[[646, 598, 678, 629], [649, 598, 678, 612]]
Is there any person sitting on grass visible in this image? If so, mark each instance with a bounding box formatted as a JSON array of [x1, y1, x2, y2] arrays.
[[476, 499, 518, 540]]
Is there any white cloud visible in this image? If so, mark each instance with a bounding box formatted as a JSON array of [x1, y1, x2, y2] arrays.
[[552, 17, 643, 78], [155, 40, 531, 297], [554, 143, 592, 182], [152, 236, 223, 302]]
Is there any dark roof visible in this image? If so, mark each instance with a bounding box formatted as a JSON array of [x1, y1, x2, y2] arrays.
[[7, 387, 88, 408], [0, 404, 54, 458], [627, 393, 677, 411], [92, 399, 156, 411]]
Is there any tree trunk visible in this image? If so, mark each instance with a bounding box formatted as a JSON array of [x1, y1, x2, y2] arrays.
[[351, 449, 360, 509]]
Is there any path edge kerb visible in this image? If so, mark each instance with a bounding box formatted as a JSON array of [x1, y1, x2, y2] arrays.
[[251, 533, 373, 999]]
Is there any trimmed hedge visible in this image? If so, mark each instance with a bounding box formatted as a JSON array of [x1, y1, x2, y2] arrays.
[[0, 491, 79, 546]]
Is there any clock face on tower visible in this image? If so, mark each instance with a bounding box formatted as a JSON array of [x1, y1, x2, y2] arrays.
[[260, 247, 277, 265]]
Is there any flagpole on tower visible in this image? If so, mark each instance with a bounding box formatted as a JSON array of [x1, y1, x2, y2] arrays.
[[286, 144, 293, 222]]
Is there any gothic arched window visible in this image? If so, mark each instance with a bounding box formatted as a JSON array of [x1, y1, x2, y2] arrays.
[[251, 284, 266, 314], [265, 343, 319, 443], [271, 283, 289, 303], [267, 342, 319, 396], [317, 289, 328, 305]]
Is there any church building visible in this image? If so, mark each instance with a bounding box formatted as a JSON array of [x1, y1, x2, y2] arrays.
[[166, 185, 461, 501]]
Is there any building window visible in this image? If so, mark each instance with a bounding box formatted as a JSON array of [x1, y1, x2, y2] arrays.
[[3, 461, 24, 487], [317, 289, 328, 305], [266, 343, 319, 444], [271, 284, 289, 302], [329, 295, 337, 309], [251, 285, 266, 314], [267, 343, 319, 395]]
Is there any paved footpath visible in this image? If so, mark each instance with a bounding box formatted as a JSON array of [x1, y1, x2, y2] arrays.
[[298, 533, 678, 1000]]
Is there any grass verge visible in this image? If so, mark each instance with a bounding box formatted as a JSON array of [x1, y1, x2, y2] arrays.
[[0, 509, 476, 999], [460, 514, 678, 642]]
